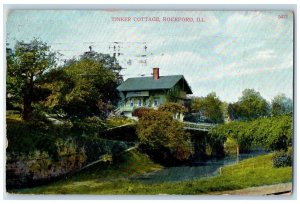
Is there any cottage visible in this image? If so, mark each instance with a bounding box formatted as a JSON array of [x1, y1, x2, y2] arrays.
[[116, 68, 193, 120]]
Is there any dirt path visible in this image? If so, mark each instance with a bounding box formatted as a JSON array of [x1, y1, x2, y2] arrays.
[[211, 182, 293, 196]]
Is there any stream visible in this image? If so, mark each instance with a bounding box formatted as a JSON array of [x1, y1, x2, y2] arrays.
[[132, 151, 267, 183]]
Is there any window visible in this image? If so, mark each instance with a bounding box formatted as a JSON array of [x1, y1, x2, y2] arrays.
[[154, 99, 159, 106], [138, 99, 142, 107], [130, 99, 134, 107]]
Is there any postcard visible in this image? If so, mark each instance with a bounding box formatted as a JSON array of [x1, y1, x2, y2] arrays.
[[5, 9, 294, 196]]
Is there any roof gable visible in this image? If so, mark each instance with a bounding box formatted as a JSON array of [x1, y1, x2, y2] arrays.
[[117, 75, 192, 94]]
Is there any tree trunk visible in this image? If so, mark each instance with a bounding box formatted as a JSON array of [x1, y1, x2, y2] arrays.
[[22, 76, 34, 121]]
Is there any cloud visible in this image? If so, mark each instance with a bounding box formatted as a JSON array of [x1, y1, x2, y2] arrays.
[[6, 10, 294, 102], [188, 56, 293, 83], [224, 11, 293, 40], [254, 49, 276, 60]]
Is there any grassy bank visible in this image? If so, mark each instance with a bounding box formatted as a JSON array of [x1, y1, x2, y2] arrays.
[[10, 151, 292, 195]]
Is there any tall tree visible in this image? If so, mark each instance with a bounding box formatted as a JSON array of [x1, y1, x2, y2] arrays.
[[227, 102, 241, 121], [234, 89, 270, 120], [6, 46, 22, 110], [41, 52, 122, 119], [271, 94, 293, 116], [190, 93, 224, 123], [81, 49, 123, 84], [7, 39, 56, 120]]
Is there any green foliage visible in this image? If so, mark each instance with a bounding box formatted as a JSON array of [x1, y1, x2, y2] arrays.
[[272, 149, 292, 168], [6, 118, 74, 156], [41, 57, 121, 119], [137, 109, 193, 161], [7, 39, 57, 121], [38, 68, 73, 112], [72, 116, 106, 135], [6, 48, 23, 109], [271, 94, 293, 116], [158, 102, 186, 121], [229, 89, 270, 121], [6, 113, 136, 162], [191, 96, 202, 112], [209, 114, 293, 152], [190, 93, 224, 123], [224, 137, 239, 155], [158, 102, 186, 114], [6, 110, 22, 121], [7, 42, 123, 120], [106, 117, 135, 127]]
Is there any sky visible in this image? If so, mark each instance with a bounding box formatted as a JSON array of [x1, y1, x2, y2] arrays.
[[6, 10, 294, 102]]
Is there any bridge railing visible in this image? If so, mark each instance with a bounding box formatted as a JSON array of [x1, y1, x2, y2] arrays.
[[183, 121, 216, 131]]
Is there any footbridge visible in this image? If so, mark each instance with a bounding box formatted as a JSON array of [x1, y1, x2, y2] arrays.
[[183, 122, 216, 132], [105, 121, 216, 132]]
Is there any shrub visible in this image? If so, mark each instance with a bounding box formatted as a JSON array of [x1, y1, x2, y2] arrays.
[[272, 150, 292, 168], [30, 109, 50, 123], [137, 109, 193, 163], [106, 117, 135, 127], [71, 116, 106, 135], [158, 102, 186, 114], [224, 137, 238, 155], [209, 114, 293, 152], [132, 107, 151, 118], [7, 119, 58, 156]]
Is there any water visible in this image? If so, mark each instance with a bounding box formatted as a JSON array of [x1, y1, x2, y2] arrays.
[[132, 151, 267, 183]]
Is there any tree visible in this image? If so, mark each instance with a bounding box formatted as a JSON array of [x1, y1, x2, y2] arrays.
[[158, 102, 186, 114], [190, 93, 224, 123], [137, 109, 193, 162], [221, 101, 230, 122], [6, 46, 22, 110], [158, 102, 186, 120], [271, 94, 293, 116], [234, 89, 269, 120], [41, 53, 122, 119], [7, 39, 56, 120], [227, 102, 241, 121], [190, 96, 203, 112], [209, 114, 292, 153], [37, 68, 73, 114], [80, 49, 123, 84]]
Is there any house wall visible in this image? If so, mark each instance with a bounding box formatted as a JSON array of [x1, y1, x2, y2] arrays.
[[123, 90, 167, 108], [118, 84, 188, 120]]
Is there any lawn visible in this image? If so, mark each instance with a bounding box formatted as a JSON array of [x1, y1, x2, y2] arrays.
[[10, 150, 292, 195]]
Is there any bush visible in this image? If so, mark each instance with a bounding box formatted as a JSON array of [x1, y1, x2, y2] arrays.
[[137, 109, 193, 163], [209, 114, 293, 152], [6, 118, 73, 158], [106, 117, 135, 127], [132, 107, 151, 118], [272, 150, 292, 168], [71, 116, 106, 135], [158, 102, 186, 114], [224, 137, 238, 155], [30, 109, 50, 123]]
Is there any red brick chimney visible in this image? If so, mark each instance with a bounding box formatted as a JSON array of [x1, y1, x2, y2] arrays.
[[153, 68, 160, 80]]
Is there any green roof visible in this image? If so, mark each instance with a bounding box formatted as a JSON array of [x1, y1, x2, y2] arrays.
[[117, 75, 193, 94]]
